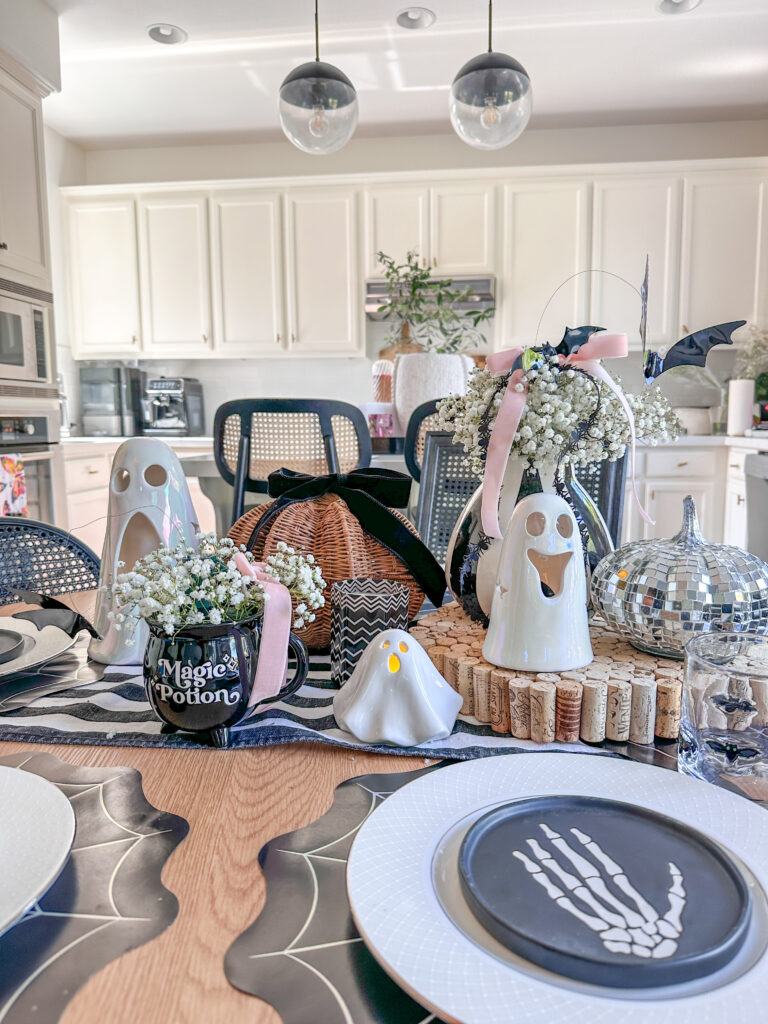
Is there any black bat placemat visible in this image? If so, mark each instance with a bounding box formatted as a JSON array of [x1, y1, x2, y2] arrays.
[[0, 752, 188, 1024], [225, 763, 446, 1024]]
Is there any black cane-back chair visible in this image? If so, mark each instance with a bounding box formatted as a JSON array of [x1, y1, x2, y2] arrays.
[[404, 400, 442, 483], [213, 399, 373, 529], [570, 454, 628, 547], [0, 518, 101, 605]]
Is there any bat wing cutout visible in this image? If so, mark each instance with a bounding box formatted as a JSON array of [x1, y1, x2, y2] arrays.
[[645, 320, 746, 380]]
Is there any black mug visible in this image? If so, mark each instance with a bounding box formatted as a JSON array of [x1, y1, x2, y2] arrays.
[[144, 616, 308, 747]]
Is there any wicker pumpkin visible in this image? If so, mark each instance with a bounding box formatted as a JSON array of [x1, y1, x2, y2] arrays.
[[228, 493, 425, 650]]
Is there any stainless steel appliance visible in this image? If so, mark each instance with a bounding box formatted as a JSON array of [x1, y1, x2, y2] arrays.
[[0, 404, 64, 523], [79, 365, 145, 437], [0, 288, 51, 385], [142, 377, 205, 436]]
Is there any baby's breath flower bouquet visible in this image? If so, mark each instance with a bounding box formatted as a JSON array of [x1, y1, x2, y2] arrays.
[[438, 347, 680, 476], [110, 533, 326, 637]]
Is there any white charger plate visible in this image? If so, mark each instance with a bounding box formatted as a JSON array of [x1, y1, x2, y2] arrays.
[[347, 753, 768, 1024], [0, 766, 76, 935]]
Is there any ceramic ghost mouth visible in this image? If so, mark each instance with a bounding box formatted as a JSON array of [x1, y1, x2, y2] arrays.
[[527, 549, 572, 599]]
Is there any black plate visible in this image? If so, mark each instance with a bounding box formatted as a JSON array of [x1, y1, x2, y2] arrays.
[[459, 795, 752, 988], [0, 630, 24, 665]]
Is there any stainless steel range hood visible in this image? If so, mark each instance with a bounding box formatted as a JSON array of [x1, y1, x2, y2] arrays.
[[365, 276, 495, 320]]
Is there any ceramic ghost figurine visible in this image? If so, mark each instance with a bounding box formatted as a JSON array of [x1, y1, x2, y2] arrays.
[[88, 438, 200, 665], [333, 628, 463, 746], [483, 492, 593, 673]]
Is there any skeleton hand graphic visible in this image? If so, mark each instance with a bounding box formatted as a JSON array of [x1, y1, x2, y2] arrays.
[[513, 824, 686, 959]]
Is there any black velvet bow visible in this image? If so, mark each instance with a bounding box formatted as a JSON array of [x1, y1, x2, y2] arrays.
[[245, 468, 446, 608]]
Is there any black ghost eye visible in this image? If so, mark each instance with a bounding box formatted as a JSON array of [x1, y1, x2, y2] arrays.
[[526, 512, 546, 536], [113, 469, 130, 493], [557, 514, 573, 538], [144, 464, 168, 487]]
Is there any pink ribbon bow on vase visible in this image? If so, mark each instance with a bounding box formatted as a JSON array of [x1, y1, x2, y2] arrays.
[[480, 333, 653, 540], [234, 552, 294, 706]]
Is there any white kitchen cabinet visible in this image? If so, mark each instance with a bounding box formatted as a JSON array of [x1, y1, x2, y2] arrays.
[[364, 183, 495, 278], [284, 189, 361, 355], [0, 67, 48, 283], [210, 191, 285, 355], [590, 176, 681, 345], [501, 181, 590, 347], [679, 173, 768, 331], [67, 199, 142, 358], [430, 184, 495, 275], [640, 480, 714, 542], [138, 195, 212, 356], [364, 186, 428, 277]]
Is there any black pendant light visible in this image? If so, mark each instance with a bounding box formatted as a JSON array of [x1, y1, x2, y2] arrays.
[[279, 0, 358, 155], [450, 0, 532, 150]]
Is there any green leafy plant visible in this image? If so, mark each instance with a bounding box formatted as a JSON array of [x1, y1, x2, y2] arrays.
[[376, 250, 494, 353]]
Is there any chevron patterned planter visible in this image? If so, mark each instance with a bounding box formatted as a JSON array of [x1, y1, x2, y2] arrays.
[[330, 579, 411, 686]]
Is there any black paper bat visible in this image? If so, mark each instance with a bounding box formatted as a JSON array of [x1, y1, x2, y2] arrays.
[[710, 693, 758, 715], [556, 325, 605, 357], [643, 320, 746, 381]]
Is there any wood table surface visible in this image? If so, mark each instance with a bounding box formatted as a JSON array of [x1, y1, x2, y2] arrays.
[[0, 597, 430, 1023]]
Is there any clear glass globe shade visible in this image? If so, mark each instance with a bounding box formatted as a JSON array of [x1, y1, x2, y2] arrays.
[[279, 61, 358, 155], [449, 53, 532, 150]]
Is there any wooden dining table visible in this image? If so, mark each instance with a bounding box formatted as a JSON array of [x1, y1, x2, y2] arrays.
[[0, 595, 431, 1024]]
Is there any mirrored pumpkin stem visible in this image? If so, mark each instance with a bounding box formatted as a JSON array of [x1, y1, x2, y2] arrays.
[[673, 495, 704, 547]]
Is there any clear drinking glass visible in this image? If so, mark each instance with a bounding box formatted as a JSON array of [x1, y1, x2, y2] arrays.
[[680, 632, 768, 783]]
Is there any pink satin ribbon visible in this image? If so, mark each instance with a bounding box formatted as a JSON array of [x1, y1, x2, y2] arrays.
[[234, 552, 293, 707], [480, 334, 652, 539]]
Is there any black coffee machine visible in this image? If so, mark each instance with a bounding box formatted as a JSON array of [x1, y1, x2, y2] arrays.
[[142, 377, 205, 436]]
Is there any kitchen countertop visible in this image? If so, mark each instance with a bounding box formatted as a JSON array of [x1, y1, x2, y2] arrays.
[[62, 435, 213, 447]]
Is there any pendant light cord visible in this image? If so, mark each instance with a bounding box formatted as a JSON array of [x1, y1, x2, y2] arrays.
[[315, 0, 320, 60], [488, 0, 493, 52]]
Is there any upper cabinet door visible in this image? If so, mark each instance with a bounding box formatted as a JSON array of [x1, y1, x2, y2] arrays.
[[591, 177, 681, 346], [138, 195, 212, 355], [430, 184, 496, 275], [0, 69, 48, 283], [67, 199, 141, 358], [211, 192, 285, 355], [284, 190, 361, 355], [501, 181, 590, 348], [680, 174, 768, 332], [364, 187, 428, 277]]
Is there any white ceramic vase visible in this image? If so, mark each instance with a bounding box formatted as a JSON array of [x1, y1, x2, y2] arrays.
[[483, 492, 593, 672], [333, 628, 463, 746], [88, 438, 200, 665], [727, 379, 756, 436], [391, 352, 474, 435]]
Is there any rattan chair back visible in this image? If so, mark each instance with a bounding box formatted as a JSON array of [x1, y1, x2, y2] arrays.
[[213, 399, 372, 529], [404, 400, 443, 483], [0, 518, 100, 605]]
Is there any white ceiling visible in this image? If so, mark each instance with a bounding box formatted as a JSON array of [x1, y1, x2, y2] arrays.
[[41, 0, 768, 148]]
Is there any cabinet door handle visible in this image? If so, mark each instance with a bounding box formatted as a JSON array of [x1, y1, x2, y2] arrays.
[[131, 335, 137, 345], [650, 489, 655, 500], [422, 257, 427, 268], [291, 332, 296, 343], [432, 256, 437, 267], [0, 242, 7, 250], [276, 332, 281, 344], [677, 461, 688, 467], [730, 463, 739, 469], [737, 494, 745, 505], [202, 333, 208, 343], [87, 468, 99, 475]]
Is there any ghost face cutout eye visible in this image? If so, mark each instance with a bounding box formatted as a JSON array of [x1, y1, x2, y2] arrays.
[[557, 514, 573, 538], [381, 641, 390, 649], [526, 512, 546, 536], [399, 641, 408, 653]]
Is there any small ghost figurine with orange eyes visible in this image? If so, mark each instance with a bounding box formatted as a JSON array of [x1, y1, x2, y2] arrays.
[[333, 629, 463, 746], [483, 492, 593, 673]]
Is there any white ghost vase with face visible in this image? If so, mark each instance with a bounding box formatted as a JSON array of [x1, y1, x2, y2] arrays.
[[483, 492, 593, 673], [333, 629, 463, 747], [88, 438, 200, 665]]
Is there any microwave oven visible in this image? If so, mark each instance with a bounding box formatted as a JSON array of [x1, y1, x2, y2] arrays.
[[0, 290, 50, 384]]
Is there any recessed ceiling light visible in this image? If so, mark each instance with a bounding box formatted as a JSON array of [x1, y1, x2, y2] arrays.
[[147, 23, 188, 44], [657, 0, 702, 13], [396, 7, 437, 30]]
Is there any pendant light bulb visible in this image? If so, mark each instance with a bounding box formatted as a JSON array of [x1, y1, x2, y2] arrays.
[[278, 0, 358, 155], [449, 0, 532, 150]]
